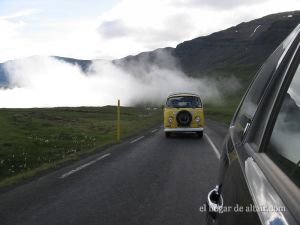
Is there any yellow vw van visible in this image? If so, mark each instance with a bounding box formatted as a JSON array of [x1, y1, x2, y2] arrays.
[[164, 92, 204, 138]]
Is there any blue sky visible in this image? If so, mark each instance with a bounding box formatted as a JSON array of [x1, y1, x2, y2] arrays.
[[0, 0, 299, 62]]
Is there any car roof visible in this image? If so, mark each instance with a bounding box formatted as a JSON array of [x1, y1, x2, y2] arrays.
[[167, 92, 200, 98]]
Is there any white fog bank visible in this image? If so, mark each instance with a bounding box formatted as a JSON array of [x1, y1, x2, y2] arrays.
[[0, 55, 239, 108]]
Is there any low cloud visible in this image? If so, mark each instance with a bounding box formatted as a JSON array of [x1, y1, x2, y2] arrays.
[[0, 53, 239, 108], [0, 9, 39, 20], [171, 0, 263, 9], [98, 20, 129, 39], [98, 14, 193, 44]]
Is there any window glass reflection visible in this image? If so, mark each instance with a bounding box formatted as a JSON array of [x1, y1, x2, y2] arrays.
[[266, 63, 300, 188]]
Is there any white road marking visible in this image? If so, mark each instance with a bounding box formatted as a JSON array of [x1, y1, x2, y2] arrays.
[[130, 136, 145, 144], [151, 128, 158, 133], [60, 153, 111, 179], [204, 133, 221, 159]]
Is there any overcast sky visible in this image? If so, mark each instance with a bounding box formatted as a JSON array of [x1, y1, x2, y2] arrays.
[[0, 0, 299, 63]]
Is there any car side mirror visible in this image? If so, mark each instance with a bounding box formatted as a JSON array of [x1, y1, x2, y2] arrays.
[[206, 186, 223, 222]]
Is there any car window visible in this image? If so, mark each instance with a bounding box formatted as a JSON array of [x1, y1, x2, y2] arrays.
[[266, 62, 300, 188], [233, 26, 300, 141]]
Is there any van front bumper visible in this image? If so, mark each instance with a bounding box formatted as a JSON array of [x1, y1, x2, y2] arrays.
[[164, 127, 203, 132]]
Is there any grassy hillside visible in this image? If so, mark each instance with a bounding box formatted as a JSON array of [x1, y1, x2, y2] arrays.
[[0, 106, 162, 187], [203, 66, 255, 124], [204, 92, 244, 125]]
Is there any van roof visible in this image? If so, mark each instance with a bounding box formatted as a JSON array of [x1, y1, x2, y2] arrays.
[[167, 92, 200, 98]]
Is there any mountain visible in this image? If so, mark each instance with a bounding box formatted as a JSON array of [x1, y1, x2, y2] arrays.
[[53, 56, 92, 72], [0, 11, 299, 87], [175, 11, 300, 79], [0, 56, 93, 87], [0, 65, 8, 86], [114, 11, 300, 85]]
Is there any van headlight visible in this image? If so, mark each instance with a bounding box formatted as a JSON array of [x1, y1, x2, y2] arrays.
[[168, 116, 173, 124], [195, 116, 201, 124]]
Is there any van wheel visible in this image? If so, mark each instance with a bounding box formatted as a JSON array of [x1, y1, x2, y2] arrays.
[[197, 131, 203, 138], [165, 132, 171, 138]]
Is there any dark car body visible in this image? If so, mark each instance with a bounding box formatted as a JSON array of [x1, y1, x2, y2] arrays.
[[206, 24, 300, 225]]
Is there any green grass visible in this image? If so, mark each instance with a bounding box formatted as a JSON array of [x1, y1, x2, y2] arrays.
[[190, 64, 257, 87], [199, 65, 256, 125], [204, 91, 244, 125], [0, 106, 162, 187]]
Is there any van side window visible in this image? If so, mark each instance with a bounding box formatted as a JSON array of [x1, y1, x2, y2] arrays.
[[266, 63, 300, 188]]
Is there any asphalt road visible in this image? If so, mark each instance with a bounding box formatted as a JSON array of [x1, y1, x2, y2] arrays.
[[0, 119, 227, 225]]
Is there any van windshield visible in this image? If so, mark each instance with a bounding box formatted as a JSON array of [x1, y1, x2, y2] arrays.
[[166, 96, 202, 108]]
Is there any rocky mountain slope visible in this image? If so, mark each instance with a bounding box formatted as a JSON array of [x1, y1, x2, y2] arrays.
[[177, 11, 300, 72]]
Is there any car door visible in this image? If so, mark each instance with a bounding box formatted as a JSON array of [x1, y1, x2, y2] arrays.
[[206, 25, 300, 225], [245, 50, 300, 225]]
